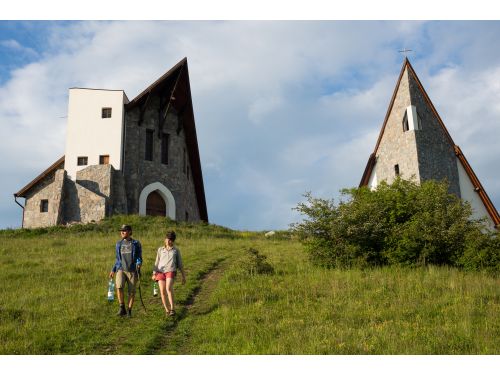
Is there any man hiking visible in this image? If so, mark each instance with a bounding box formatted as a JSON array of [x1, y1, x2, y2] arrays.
[[109, 224, 143, 317]]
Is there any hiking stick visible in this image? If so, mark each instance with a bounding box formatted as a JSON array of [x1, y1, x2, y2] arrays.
[[137, 268, 147, 312]]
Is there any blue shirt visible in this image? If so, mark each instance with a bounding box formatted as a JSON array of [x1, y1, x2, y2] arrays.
[[111, 238, 142, 273]]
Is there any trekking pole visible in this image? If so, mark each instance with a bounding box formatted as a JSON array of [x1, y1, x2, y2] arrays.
[[137, 268, 147, 312]]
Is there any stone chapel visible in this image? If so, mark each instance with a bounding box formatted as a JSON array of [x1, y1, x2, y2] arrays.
[[360, 58, 499, 229], [14, 58, 208, 228]]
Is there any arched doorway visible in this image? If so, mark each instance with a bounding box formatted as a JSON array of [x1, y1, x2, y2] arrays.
[[138, 182, 176, 220], [146, 191, 166, 216]]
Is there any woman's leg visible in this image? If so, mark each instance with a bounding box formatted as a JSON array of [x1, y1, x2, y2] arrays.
[[166, 277, 175, 311], [158, 279, 170, 314]]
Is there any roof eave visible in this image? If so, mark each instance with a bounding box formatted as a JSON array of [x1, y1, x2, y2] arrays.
[[15, 156, 65, 198], [126, 57, 188, 109]]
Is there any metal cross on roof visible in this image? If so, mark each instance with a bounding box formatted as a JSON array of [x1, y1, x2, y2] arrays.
[[399, 48, 413, 58]]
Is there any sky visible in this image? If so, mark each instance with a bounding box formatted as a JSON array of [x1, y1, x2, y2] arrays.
[[2, 14, 500, 231]]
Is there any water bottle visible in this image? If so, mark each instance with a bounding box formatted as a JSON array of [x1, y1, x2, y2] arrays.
[[153, 281, 158, 297], [107, 279, 115, 302]]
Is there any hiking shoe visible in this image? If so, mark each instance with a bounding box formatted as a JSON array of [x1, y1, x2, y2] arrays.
[[127, 309, 132, 318], [117, 306, 127, 316], [168, 310, 176, 316]]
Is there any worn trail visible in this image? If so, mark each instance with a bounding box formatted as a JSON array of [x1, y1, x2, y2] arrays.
[[143, 257, 227, 354]]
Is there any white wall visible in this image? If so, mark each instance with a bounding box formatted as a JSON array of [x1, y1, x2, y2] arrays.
[[368, 165, 378, 190], [64, 88, 128, 180], [456, 159, 495, 229]]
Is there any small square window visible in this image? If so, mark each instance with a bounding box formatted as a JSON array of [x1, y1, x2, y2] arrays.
[[40, 199, 49, 213], [77, 156, 88, 166], [102, 108, 112, 118], [99, 155, 109, 165]]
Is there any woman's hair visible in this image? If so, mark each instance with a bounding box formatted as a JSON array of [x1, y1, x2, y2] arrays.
[[165, 231, 176, 241]]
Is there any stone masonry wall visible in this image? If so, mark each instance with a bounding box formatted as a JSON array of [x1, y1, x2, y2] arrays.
[[62, 178, 106, 224], [374, 69, 421, 185], [123, 95, 200, 222], [76, 165, 112, 197], [408, 71, 461, 197], [76, 164, 113, 215], [23, 167, 66, 228], [62, 165, 112, 224]]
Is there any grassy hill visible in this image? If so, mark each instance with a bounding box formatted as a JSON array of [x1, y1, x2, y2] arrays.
[[0, 215, 499, 354]]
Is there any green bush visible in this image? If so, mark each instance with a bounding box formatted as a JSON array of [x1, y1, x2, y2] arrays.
[[291, 178, 497, 272], [459, 230, 500, 274]]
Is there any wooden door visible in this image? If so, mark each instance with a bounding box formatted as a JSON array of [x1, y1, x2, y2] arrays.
[[146, 191, 166, 216]]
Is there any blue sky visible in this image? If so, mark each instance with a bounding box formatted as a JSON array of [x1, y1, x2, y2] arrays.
[[2, 19, 500, 230]]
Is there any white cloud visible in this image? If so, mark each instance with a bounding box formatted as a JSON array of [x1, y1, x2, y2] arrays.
[[0, 39, 38, 58], [248, 95, 284, 124]]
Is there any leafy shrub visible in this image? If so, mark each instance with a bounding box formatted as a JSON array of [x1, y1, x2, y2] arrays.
[[459, 230, 500, 275], [291, 178, 497, 272]]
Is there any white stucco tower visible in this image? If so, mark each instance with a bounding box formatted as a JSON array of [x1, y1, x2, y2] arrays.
[[64, 88, 129, 180]]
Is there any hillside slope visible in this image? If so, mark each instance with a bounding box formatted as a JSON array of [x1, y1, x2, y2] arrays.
[[0, 215, 499, 354]]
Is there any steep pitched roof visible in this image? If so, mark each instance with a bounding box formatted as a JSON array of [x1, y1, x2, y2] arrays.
[[126, 58, 208, 222], [14, 156, 65, 198], [360, 58, 499, 227]]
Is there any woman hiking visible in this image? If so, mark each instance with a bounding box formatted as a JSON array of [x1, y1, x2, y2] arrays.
[[152, 231, 186, 317]]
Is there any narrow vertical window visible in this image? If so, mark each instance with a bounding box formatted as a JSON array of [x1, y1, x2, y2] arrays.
[[185, 211, 189, 221], [402, 111, 409, 132], [145, 129, 154, 161], [40, 199, 49, 213], [394, 164, 400, 176], [416, 112, 422, 130], [161, 133, 169, 165], [102, 107, 112, 118]]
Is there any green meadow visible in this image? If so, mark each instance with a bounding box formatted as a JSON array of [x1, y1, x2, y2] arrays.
[[0, 215, 499, 354]]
